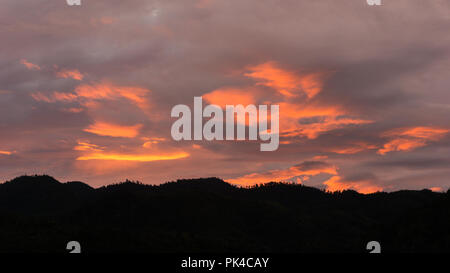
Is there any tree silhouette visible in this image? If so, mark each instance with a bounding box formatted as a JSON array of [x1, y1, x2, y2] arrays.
[[0, 175, 448, 253]]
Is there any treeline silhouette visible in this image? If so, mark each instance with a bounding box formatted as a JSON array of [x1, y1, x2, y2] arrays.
[[0, 175, 449, 253]]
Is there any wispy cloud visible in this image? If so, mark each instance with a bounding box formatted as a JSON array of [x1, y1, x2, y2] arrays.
[[56, 69, 84, 81], [245, 62, 328, 99], [20, 59, 41, 70], [74, 141, 104, 152], [31, 83, 151, 112], [378, 127, 449, 155], [76, 152, 189, 162], [323, 175, 383, 194], [228, 161, 337, 186], [84, 121, 143, 138], [142, 137, 166, 148], [331, 142, 378, 155]]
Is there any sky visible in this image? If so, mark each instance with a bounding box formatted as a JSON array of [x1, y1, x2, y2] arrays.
[[0, 0, 449, 192]]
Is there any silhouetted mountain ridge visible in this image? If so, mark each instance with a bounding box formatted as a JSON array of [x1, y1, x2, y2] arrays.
[[0, 175, 448, 253]]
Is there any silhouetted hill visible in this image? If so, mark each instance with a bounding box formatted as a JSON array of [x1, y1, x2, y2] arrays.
[[0, 175, 94, 215], [0, 175, 448, 253]]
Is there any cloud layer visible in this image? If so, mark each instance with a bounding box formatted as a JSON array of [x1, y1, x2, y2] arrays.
[[0, 0, 449, 192]]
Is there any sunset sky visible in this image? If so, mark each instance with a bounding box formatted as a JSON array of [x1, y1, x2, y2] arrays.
[[1, 0, 450, 193]]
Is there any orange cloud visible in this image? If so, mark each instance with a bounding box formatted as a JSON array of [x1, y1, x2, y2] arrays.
[[202, 62, 370, 141], [74, 138, 188, 164], [279, 102, 373, 139], [142, 137, 166, 148], [20, 59, 41, 70], [54, 92, 78, 101], [31, 83, 151, 113], [0, 150, 13, 155], [378, 126, 449, 155], [31, 91, 78, 103], [331, 142, 378, 154], [203, 86, 372, 140], [430, 187, 443, 192], [203, 87, 257, 107], [192, 144, 202, 149], [74, 83, 150, 111], [385, 127, 449, 140], [287, 117, 372, 139], [228, 161, 337, 186], [84, 121, 143, 138], [74, 141, 104, 152], [245, 62, 327, 98], [56, 69, 84, 80], [323, 176, 382, 194], [31, 92, 53, 103], [76, 152, 189, 162], [378, 138, 426, 155], [298, 73, 326, 99]]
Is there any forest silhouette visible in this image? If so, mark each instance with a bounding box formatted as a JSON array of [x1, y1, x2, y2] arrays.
[[0, 175, 449, 253]]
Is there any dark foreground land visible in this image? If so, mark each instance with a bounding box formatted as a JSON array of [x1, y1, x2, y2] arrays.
[[0, 175, 449, 253]]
